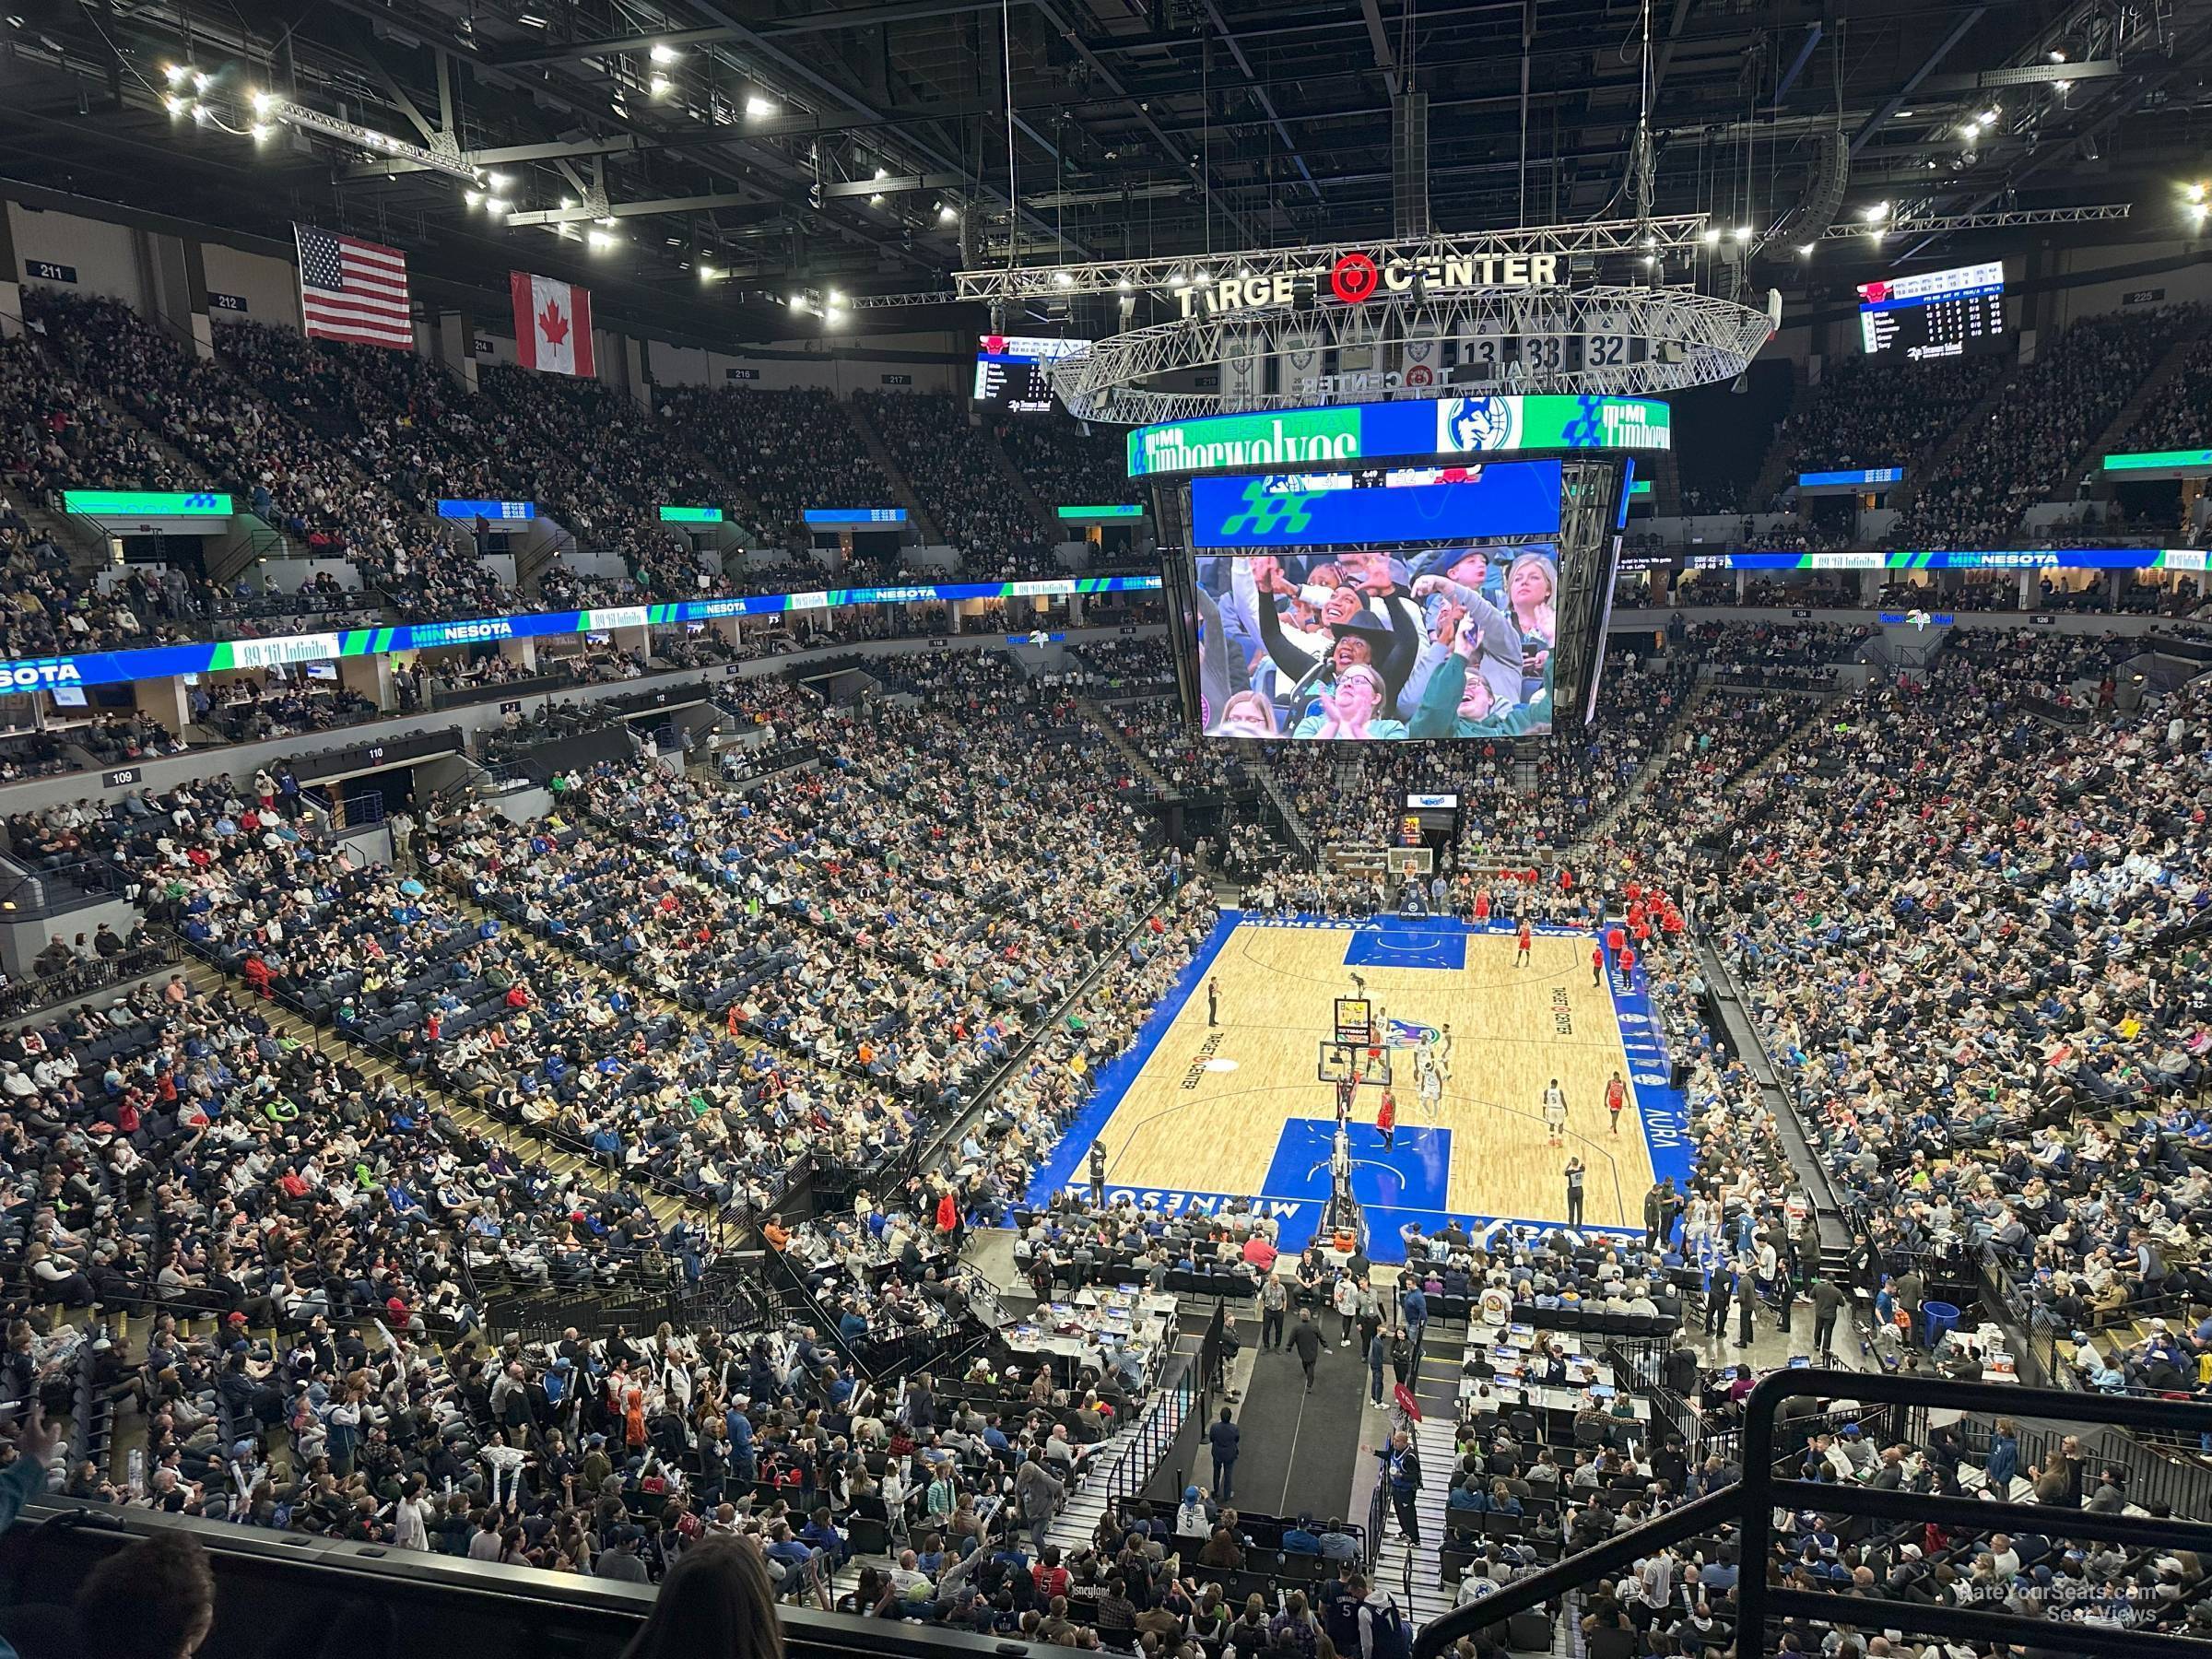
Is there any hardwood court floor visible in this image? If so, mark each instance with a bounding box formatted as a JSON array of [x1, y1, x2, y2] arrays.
[[1096, 922, 1654, 1230]]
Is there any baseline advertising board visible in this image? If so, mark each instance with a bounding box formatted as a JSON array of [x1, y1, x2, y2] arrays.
[[1127, 394, 1672, 478], [1189, 460, 1562, 549], [0, 576, 1163, 691], [1707, 549, 2210, 571]]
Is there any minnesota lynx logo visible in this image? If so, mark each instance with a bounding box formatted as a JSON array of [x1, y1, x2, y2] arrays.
[[1218, 477, 1317, 536]]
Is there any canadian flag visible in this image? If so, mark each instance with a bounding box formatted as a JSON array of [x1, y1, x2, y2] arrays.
[[511, 270, 594, 377]]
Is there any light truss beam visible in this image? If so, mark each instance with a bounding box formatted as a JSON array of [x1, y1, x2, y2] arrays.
[[955, 216, 1713, 302], [843, 290, 962, 310], [1819, 203, 2132, 239]]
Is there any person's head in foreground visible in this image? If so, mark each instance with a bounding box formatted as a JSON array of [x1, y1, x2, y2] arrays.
[[74, 1531, 217, 1659], [621, 1533, 784, 1659], [1212, 691, 1279, 738]]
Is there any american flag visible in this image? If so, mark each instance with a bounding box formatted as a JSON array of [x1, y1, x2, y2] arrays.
[[294, 224, 412, 349]]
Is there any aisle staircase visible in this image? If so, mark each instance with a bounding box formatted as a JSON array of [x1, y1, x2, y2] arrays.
[[979, 424, 1056, 537], [1079, 694, 1171, 793], [1576, 681, 1711, 849], [1887, 358, 2023, 513], [1042, 1349, 1199, 1554], [172, 955, 688, 1228], [841, 395, 943, 544], [1241, 749, 1316, 863], [1740, 365, 1814, 512], [1369, 1397, 1459, 1627]]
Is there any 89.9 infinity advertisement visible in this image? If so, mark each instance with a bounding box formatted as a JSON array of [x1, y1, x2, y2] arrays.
[[1190, 544, 1558, 741]]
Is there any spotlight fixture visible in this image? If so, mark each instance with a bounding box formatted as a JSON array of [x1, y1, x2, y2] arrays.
[[745, 94, 775, 118], [1700, 227, 1721, 244], [649, 41, 680, 65]]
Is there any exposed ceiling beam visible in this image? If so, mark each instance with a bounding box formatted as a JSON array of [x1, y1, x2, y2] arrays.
[[1851, 6, 1986, 156], [504, 191, 785, 227], [1359, 0, 1399, 98], [1198, 0, 1322, 201], [484, 1, 1009, 68]]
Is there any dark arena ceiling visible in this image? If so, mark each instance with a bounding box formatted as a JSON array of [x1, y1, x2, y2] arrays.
[[1, 0, 2208, 346]]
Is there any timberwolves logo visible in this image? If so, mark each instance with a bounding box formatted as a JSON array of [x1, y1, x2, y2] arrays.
[[1382, 1018, 1441, 1050], [1218, 477, 1316, 537], [1439, 395, 1516, 453]]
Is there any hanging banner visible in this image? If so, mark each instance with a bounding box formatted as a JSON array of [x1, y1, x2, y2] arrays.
[[1221, 330, 1262, 410], [1399, 334, 1443, 391]]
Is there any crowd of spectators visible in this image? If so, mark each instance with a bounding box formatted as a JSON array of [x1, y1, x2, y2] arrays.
[[2122, 333, 2212, 454], [992, 417, 1126, 516], [858, 392, 1052, 568], [1767, 354, 2006, 489], [1896, 307, 2197, 547], [657, 386, 896, 550]]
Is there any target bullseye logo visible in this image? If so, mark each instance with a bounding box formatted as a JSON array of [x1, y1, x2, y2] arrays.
[[1331, 253, 1381, 304]]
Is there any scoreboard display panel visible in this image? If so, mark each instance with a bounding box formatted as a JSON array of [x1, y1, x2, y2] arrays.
[[1857, 261, 2006, 360]]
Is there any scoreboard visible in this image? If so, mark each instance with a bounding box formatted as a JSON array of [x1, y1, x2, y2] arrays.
[[972, 353, 1054, 412], [972, 333, 1088, 415], [1858, 261, 2006, 360]]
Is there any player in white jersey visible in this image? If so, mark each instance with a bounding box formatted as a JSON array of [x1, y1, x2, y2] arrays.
[[1417, 1051, 1444, 1112], [1541, 1077, 1570, 1145]]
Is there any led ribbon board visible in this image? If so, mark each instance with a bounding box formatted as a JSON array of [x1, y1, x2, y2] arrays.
[[63, 490, 232, 516], [1189, 459, 1563, 548], [1688, 549, 2209, 571], [1128, 394, 1672, 477], [2102, 451, 2212, 477], [1797, 467, 1903, 492], [0, 575, 1164, 690], [437, 499, 536, 520], [803, 508, 908, 525]]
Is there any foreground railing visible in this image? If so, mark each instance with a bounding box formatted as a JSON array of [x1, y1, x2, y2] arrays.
[[1412, 1371, 2212, 1659]]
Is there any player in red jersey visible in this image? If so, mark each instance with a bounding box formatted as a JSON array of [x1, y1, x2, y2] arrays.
[[1605, 1070, 1627, 1134]]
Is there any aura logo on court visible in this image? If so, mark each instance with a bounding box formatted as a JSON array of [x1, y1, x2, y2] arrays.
[[1382, 1018, 1441, 1050]]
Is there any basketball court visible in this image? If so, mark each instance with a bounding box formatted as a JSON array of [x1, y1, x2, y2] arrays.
[[1026, 912, 1693, 1260]]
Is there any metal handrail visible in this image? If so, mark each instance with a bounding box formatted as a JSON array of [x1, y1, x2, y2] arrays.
[[1410, 1370, 2212, 1659]]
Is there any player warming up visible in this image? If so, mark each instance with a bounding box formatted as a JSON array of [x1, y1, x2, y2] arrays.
[[1515, 917, 1534, 966], [1605, 1069, 1627, 1134]]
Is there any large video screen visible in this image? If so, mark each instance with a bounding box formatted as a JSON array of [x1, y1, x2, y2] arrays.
[[1191, 545, 1557, 740], [1189, 460, 1561, 549], [1857, 261, 2005, 359]]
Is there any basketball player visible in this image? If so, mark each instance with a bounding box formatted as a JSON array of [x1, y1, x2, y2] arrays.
[[1376, 1088, 1397, 1151], [1541, 1077, 1569, 1145], [1515, 917, 1534, 967], [1416, 1051, 1443, 1115], [1605, 1069, 1627, 1135], [1437, 1023, 1454, 1077]]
